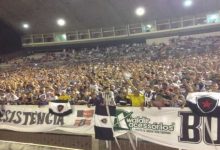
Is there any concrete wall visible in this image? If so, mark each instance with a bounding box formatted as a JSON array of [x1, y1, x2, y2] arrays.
[[0, 130, 178, 150], [146, 31, 220, 45]]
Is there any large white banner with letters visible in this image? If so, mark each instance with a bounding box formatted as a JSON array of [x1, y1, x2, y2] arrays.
[[0, 105, 95, 134], [114, 107, 220, 150], [0, 105, 220, 150]]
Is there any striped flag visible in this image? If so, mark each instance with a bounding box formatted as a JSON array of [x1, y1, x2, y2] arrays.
[[186, 92, 220, 117], [49, 100, 72, 116], [94, 105, 116, 140], [102, 92, 116, 106]]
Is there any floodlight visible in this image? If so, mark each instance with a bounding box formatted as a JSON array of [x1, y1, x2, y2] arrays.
[[57, 19, 66, 26], [147, 24, 152, 28], [23, 23, 29, 29], [135, 7, 145, 16], [183, 0, 193, 7]]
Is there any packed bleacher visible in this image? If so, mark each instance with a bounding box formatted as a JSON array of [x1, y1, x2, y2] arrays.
[[1, 35, 220, 109]]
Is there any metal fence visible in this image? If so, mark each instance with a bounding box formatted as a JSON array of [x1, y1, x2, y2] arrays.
[[22, 12, 213, 46]]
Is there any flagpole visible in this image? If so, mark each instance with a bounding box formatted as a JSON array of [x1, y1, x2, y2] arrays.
[[135, 136, 138, 147], [127, 131, 137, 150], [105, 105, 121, 150], [105, 140, 110, 150], [204, 117, 218, 150]]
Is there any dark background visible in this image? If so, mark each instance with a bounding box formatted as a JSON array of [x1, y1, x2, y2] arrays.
[[1, 0, 220, 54], [1, 0, 220, 34], [0, 20, 21, 55]]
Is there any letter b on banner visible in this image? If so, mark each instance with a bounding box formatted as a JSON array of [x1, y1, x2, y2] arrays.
[[179, 112, 201, 143], [179, 112, 220, 145]]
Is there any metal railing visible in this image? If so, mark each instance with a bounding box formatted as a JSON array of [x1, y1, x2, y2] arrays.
[[22, 12, 214, 46]]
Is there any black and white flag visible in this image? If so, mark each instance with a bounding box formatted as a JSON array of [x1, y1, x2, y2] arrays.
[[49, 100, 72, 116], [186, 92, 220, 117], [94, 105, 116, 140]]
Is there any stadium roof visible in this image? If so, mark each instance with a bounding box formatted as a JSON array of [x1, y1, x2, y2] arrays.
[[1, 0, 220, 34]]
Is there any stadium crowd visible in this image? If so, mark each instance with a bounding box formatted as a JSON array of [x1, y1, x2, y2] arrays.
[[1, 35, 220, 108]]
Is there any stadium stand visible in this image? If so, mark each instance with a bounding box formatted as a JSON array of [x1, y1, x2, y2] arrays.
[[1, 1, 220, 150], [1, 35, 220, 107]]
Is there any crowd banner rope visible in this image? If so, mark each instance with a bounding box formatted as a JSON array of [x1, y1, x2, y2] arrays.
[[0, 104, 220, 150]]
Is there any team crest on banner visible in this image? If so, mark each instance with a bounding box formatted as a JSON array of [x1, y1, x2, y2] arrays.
[[49, 100, 72, 116], [57, 105, 64, 112], [196, 96, 218, 113], [101, 118, 108, 124], [187, 92, 220, 117]]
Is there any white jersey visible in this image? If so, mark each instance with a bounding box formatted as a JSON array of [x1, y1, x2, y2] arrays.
[[101, 91, 116, 106]]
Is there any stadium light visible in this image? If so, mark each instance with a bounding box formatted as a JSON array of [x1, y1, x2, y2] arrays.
[[147, 24, 152, 28], [183, 0, 193, 7], [57, 18, 66, 26], [22, 23, 29, 29], [135, 7, 145, 16], [210, 14, 218, 20]]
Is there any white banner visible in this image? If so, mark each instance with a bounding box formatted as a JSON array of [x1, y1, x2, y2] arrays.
[[1, 105, 220, 150], [114, 107, 220, 150], [0, 105, 94, 134]]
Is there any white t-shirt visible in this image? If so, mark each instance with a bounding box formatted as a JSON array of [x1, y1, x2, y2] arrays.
[[5, 93, 19, 102], [0, 94, 6, 102]]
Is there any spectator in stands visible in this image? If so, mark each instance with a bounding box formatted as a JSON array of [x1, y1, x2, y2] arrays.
[[126, 89, 145, 110], [1, 35, 220, 109], [58, 90, 71, 101], [88, 92, 103, 106], [101, 86, 116, 106], [115, 88, 131, 106], [5, 89, 19, 104]]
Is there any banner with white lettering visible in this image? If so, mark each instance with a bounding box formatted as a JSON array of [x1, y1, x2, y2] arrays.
[[0, 106, 220, 150]]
